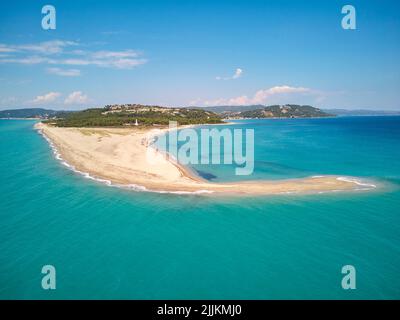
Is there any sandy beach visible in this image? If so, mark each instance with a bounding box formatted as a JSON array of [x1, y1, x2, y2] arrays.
[[35, 123, 375, 195]]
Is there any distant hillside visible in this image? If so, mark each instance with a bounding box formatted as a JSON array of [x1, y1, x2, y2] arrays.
[[47, 104, 223, 127], [215, 104, 333, 119], [3, 106, 397, 122], [0, 108, 69, 119], [323, 109, 400, 116], [193, 105, 266, 114], [200, 105, 400, 118]]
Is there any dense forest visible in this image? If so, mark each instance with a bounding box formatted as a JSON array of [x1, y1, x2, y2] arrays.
[[45, 105, 224, 127]]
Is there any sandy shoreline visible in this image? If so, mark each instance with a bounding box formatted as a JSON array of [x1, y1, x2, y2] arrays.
[[35, 123, 376, 195]]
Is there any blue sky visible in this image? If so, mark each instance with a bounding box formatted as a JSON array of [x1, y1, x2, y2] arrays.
[[0, 0, 399, 110]]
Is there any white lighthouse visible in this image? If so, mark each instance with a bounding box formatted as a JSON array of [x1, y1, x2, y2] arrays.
[[135, 119, 138, 126]]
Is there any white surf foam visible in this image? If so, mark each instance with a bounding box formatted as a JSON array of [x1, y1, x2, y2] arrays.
[[336, 176, 377, 189]]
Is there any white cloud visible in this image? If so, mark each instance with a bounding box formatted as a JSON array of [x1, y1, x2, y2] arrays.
[[28, 91, 90, 106], [204, 85, 312, 106], [0, 56, 52, 65], [105, 57, 146, 69], [0, 45, 17, 53], [59, 53, 146, 69], [59, 58, 90, 66], [47, 67, 81, 77], [0, 40, 77, 55], [251, 85, 310, 104], [0, 40, 147, 70], [64, 91, 89, 105], [17, 40, 78, 55], [91, 50, 139, 59], [32, 92, 61, 105], [216, 68, 243, 80], [232, 68, 243, 79]]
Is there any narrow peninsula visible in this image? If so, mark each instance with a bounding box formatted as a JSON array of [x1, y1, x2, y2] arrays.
[[34, 104, 376, 195]]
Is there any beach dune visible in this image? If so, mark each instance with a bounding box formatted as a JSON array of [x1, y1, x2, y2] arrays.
[[36, 123, 374, 195]]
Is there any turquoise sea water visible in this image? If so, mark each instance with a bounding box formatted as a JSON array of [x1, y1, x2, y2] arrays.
[[0, 117, 399, 299]]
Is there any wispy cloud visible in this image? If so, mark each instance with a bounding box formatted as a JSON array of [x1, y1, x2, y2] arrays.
[[0, 40, 147, 71], [0, 56, 51, 65], [47, 67, 81, 77], [64, 91, 89, 105], [59, 51, 146, 69], [101, 30, 129, 36], [91, 50, 139, 59], [203, 85, 313, 106], [0, 40, 77, 55], [0, 44, 17, 53], [17, 40, 78, 55], [216, 68, 243, 80], [31, 92, 61, 105]]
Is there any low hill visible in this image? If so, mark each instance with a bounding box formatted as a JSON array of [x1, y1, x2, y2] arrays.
[[0, 108, 69, 119], [323, 109, 400, 116], [192, 105, 266, 114], [219, 104, 333, 119], [46, 104, 223, 127]]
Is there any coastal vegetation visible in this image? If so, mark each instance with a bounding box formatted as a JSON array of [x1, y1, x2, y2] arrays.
[[219, 105, 333, 119], [4, 105, 400, 122], [45, 104, 224, 127]]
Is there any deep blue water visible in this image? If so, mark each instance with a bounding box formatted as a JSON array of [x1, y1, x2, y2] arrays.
[[0, 117, 399, 299]]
